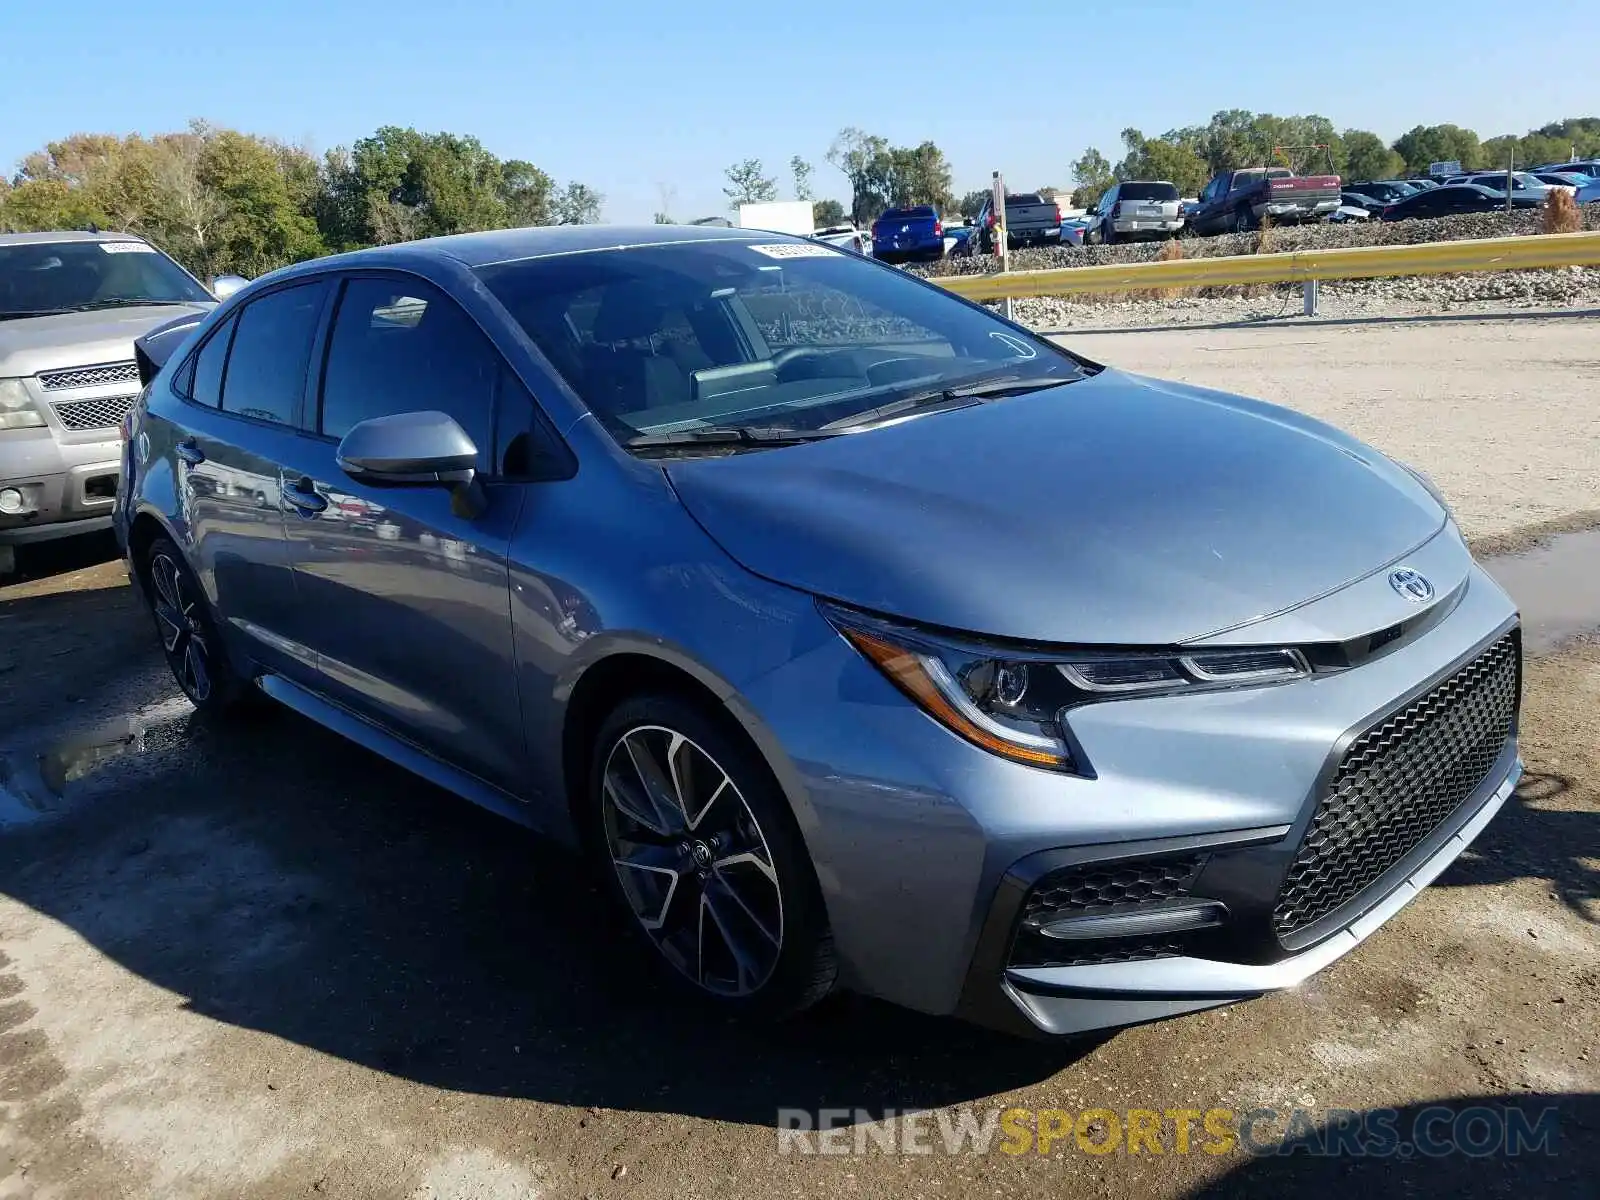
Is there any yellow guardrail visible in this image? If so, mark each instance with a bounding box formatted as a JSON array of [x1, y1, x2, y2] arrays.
[[931, 230, 1600, 301]]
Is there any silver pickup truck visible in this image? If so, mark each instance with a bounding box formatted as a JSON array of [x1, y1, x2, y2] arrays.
[[0, 231, 240, 576]]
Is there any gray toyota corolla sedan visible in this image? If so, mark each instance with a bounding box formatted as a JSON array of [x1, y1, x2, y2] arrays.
[[115, 225, 1521, 1038]]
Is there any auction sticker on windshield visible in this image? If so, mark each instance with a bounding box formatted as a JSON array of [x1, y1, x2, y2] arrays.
[[748, 243, 835, 259], [99, 242, 157, 254]]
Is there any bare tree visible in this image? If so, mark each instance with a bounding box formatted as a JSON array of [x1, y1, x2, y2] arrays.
[[368, 197, 424, 245], [153, 131, 224, 273]]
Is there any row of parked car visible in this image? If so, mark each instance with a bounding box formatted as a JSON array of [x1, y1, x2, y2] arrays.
[[853, 158, 1600, 262], [1333, 163, 1600, 222]]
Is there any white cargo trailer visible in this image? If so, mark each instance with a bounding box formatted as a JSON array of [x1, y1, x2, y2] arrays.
[[735, 200, 817, 235]]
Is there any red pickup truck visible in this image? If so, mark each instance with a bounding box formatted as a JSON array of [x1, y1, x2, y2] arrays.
[[1189, 167, 1342, 235]]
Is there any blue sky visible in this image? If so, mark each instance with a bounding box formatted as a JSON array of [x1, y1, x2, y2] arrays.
[[5, 0, 1595, 223]]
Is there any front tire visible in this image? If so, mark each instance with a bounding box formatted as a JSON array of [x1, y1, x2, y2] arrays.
[[585, 693, 836, 1019], [143, 535, 253, 713]]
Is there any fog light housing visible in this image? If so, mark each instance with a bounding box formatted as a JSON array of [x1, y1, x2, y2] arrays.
[[0, 486, 28, 515]]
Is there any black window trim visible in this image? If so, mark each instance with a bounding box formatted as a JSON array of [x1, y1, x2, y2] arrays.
[[174, 276, 334, 429], [172, 309, 239, 409], [306, 267, 577, 484]]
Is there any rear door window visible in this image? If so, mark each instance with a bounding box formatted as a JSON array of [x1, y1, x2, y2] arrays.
[[219, 281, 328, 426], [1118, 183, 1180, 202]]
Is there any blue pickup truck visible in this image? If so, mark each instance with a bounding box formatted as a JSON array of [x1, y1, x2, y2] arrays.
[[870, 205, 945, 263]]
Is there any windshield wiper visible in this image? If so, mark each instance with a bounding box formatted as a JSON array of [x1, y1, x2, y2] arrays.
[[820, 376, 1061, 432], [624, 425, 842, 453], [62, 298, 193, 311]]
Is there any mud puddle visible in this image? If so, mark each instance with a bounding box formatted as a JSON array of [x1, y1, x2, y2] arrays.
[[0, 697, 195, 827], [1482, 528, 1600, 655]]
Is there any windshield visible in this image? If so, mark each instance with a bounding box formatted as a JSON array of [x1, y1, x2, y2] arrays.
[[476, 238, 1088, 449], [0, 239, 211, 317]]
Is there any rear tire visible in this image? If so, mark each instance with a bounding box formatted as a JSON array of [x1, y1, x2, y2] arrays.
[[142, 535, 254, 714], [1234, 205, 1257, 233], [584, 693, 837, 1020]]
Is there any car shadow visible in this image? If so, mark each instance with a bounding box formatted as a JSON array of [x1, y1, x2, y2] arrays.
[[1187, 1091, 1596, 1198], [1431, 770, 1599, 925], [0, 684, 1099, 1126], [0, 528, 121, 586]]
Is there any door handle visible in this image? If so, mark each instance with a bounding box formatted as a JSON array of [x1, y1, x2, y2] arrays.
[[283, 477, 328, 516], [175, 439, 205, 466]]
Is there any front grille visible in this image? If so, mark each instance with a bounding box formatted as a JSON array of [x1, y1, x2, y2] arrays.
[[37, 361, 140, 391], [1010, 854, 1204, 968], [1273, 632, 1519, 940], [51, 394, 137, 431]]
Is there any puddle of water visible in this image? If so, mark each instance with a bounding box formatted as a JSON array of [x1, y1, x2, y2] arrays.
[[1482, 528, 1600, 656], [0, 717, 150, 828]]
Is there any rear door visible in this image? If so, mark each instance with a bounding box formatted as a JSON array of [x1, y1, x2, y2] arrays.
[[275, 272, 528, 792], [172, 279, 331, 678]]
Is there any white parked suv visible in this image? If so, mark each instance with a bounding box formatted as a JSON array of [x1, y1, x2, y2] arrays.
[[0, 232, 237, 576]]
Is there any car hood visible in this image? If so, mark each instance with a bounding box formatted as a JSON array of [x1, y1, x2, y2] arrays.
[[0, 304, 214, 378], [665, 369, 1446, 646]]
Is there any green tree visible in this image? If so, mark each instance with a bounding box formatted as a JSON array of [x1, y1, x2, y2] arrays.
[[957, 189, 988, 221], [552, 181, 603, 225], [1342, 130, 1402, 181], [1115, 129, 1210, 197], [198, 129, 325, 276], [723, 159, 778, 207], [888, 141, 954, 212], [1070, 147, 1116, 208], [811, 198, 846, 227], [827, 128, 895, 224], [1391, 124, 1482, 175], [790, 155, 814, 201], [501, 159, 554, 227]]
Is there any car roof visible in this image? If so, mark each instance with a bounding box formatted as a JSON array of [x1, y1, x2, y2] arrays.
[[0, 230, 150, 247], [264, 224, 791, 283]]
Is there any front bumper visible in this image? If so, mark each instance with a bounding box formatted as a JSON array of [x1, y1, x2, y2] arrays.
[[1, 427, 121, 544], [963, 748, 1519, 1037], [736, 529, 1521, 1035]]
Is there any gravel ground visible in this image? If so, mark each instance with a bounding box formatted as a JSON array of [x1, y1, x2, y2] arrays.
[[920, 208, 1600, 279], [0, 313, 1596, 1200], [911, 207, 1600, 326]]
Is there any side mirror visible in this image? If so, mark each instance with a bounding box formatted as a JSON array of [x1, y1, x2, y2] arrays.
[[337, 410, 486, 516], [210, 274, 249, 300]]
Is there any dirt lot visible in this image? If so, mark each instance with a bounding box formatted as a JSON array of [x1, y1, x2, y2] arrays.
[[1054, 308, 1600, 547], [1, 311, 1597, 1200]]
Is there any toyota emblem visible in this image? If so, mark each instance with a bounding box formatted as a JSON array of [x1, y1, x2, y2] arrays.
[[1388, 567, 1434, 603]]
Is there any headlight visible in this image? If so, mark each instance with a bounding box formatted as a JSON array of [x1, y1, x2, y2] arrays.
[[825, 605, 1310, 774], [0, 378, 46, 431]]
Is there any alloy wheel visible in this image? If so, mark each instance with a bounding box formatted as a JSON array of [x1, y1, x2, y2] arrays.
[[149, 551, 212, 703], [600, 725, 783, 997]]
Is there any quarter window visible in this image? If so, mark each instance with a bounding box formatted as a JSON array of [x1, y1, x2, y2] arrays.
[[319, 277, 497, 467], [183, 313, 237, 408]]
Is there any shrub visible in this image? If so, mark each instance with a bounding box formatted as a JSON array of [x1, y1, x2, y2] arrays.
[[1542, 188, 1582, 235]]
